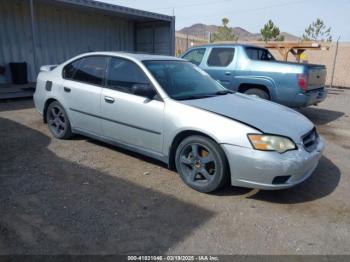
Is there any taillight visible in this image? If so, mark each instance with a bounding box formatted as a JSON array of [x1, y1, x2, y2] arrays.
[[297, 74, 308, 91]]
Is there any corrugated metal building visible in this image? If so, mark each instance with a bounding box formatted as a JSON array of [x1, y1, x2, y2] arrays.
[[0, 0, 175, 84]]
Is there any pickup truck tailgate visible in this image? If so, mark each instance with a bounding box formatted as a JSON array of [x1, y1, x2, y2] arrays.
[[307, 65, 326, 90]]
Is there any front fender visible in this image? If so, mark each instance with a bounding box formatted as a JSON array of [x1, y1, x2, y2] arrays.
[[162, 100, 259, 157]]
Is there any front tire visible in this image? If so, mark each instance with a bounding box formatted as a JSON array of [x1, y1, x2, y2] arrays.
[[46, 101, 73, 139], [175, 135, 229, 193]]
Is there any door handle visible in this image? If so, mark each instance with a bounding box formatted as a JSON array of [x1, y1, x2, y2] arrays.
[[63, 87, 71, 93], [104, 96, 115, 103], [224, 71, 232, 76]]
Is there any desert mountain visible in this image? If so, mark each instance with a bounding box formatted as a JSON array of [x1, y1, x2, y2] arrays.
[[178, 23, 299, 41]]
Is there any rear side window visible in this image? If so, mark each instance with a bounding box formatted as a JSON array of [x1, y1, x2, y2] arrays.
[[106, 57, 149, 94], [73, 56, 107, 86], [207, 48, 235, 67], [245, 47, 275, 61], [63, 60, 81, 79], [182, 48, 206, 66]]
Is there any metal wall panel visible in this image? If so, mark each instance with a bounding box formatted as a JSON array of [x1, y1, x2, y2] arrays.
[[33, 1, 135, 82], [154, 25, 171, 55], [135, 25, 154, 54], [0, 0, 134, 83], [135, 22, 172, 55], [0, 0, 173, 84], [34, 2, 134, 82], [0, 0, 35, 84]]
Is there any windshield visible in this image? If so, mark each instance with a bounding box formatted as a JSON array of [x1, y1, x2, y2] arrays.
[[143, 60, 230, 100]]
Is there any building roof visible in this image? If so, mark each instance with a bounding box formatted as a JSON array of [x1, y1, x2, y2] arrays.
[[53, 0, 174, 22]]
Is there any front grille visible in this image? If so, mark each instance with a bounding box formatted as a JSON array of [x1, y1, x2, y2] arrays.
[[302, 128, 318, 152]]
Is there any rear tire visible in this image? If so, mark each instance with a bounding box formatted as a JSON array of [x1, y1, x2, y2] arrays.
[[244, 88, 269, 100], [175, 135, 229, 193], [46, 101, 73, 139]]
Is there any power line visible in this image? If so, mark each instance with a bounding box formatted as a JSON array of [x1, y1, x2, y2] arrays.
[[178, 0, 311, 21], [152, 0, 233, 11]]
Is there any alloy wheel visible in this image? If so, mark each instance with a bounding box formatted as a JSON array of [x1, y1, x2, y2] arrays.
[[179, 143, 217, 186], [47, 106, 67, 137]]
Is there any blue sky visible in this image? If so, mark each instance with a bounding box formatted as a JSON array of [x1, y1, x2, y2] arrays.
[[97, 0, 350, 41]]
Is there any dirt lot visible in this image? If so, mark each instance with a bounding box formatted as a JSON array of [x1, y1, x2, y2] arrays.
[[0, 88, 349, 255]]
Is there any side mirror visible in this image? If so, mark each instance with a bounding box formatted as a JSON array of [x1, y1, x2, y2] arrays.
[[131, 83, 156, 99]]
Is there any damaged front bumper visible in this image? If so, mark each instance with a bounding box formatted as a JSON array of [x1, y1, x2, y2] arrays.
[[221, 136, 325, 190]]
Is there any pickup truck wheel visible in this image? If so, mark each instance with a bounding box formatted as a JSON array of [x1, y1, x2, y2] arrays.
[[244, 88, 270, 100], [175, 135, 229, 193]]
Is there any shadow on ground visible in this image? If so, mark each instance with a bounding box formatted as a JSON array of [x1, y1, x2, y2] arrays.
[[249, 156, 340, 204], [213, 156, 340, 204], [299, 107, 344, 125], [75, 127, 341, 205], [0, 117, 214, 255], [0, 98, 34, 112], [87, 139, 169, 169]]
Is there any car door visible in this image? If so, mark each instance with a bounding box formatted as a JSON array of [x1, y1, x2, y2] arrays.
[[201, 47, 236, 89], [62, 56, 107, 136], [101, 57, 164, 154]]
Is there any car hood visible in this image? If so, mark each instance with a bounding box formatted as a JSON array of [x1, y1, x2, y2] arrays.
[[181, 93, 314, 142]]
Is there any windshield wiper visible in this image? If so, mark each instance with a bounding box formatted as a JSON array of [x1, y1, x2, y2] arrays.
[[215, 90, 235, 95], [176, 94, 215, 100], [176, 90, 234, 100]]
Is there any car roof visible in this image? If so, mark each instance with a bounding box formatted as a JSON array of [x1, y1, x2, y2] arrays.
[[76, 51, 184, 62]]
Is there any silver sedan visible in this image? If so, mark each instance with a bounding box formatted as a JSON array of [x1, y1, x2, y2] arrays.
[[34, 52, 324, 193]]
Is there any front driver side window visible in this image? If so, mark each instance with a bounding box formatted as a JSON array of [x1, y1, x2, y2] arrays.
[[182, 48, 206, 66], [106, 57, 150, 95]]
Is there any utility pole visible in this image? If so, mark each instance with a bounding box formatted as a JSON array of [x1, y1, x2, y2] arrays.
[[330, 36, 341, 88]]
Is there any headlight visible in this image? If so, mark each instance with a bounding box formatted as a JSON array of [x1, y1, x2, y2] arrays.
[[247, 134, 297, 153]]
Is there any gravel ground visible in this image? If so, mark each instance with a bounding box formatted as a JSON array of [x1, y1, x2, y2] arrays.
[[0, 88, 349, 255]]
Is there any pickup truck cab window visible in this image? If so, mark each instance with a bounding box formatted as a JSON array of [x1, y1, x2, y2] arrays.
[[207, 48, 235, 67], [182, 48, 206, 66], [245, 47, 275, 61]]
